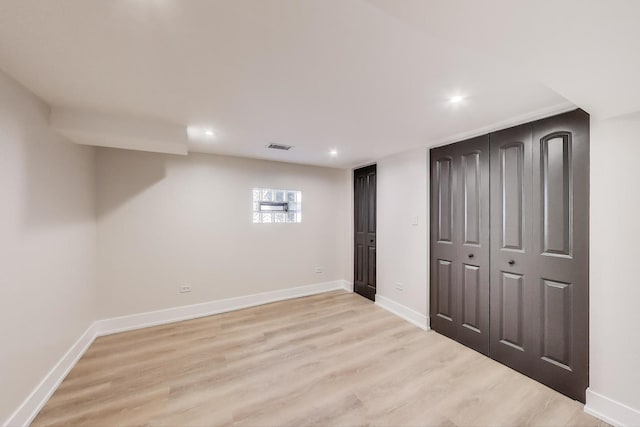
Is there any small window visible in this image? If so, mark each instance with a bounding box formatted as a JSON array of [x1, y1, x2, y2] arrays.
[[253, 188, 301, 223]]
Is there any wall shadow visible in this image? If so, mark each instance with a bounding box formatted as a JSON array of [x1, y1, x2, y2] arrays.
[[95, 148, 167, 220]]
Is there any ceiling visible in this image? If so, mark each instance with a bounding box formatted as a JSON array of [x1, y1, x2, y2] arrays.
[[1, 1, 633, 168], [367, 0, 640, 121]]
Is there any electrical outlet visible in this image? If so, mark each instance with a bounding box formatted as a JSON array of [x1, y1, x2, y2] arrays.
[[394, 282, 404, 291], [179, 285, 192, 293], [314, 267, 323, 274]]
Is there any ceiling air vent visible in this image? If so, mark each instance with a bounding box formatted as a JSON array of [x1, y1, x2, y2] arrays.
[[267, 143, 293, 151]]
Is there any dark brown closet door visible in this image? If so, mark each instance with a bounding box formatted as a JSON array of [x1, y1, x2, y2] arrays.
[[489, 123, 537, 374], [430, 136, 490, 354], [455, 136, 491, 355], [430, 143, 458, 338], [530, 109, 589, 401], [490, 110, 589, 402], [354, 164, 376, 301]]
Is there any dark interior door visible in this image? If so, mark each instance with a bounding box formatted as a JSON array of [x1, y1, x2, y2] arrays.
[[489, 122, 537, 376], [354, 164, 376, 301], [455, 136, 491, 355], [490, 110, 589, 401], [532, 110, 589, 401], [430, 136, 490, 355], [430, 143, 458, 338]]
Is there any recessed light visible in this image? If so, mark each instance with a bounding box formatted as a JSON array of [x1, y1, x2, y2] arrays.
[[329, 149, 338, 157], [449, 95, 465, 104], [186, 126, 218, 142]]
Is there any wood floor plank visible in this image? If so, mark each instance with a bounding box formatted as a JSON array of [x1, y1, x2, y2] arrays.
[[31, 291, 607, 427]]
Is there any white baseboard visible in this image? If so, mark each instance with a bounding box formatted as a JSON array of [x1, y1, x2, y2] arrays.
[[3, 280, 350, 427], [95, 280, 349, 336], [3, 323, 97, 427], [585, 388, 640, 427], [375, 294, 429, 331]]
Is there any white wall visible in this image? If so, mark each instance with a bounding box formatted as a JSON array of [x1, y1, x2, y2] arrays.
[[588, 113, 640, 423], [96, 149, 348, 318], [376, 148, 429, 320], [0, 71, 97, 423], [344, 171, 355, 287]]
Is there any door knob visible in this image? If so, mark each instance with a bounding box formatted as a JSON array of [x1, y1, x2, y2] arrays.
[[508, 260, 515, 265], [468, 254, 474, 259]]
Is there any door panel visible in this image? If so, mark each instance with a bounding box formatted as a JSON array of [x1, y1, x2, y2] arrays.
[[532, 109, 589, 402], [456, 137, 490, 354], [499, 271, 525, 351], [541, 279, 572, 369], [354, 164, 377, 301], [436, 259, 453, 320], [355, 244, 364, 283], [462, 152, 481, 245], [490, 123, 537, 375], [430, 144, 458, 338], [368, 173, 377, 233], [436, 158, 454, 243], [431, 135, 490, 354], [462, 264, 480, 331], [500, 143, 525, 251], [487, 110, 589, 402], [541, 133, 572, 256]]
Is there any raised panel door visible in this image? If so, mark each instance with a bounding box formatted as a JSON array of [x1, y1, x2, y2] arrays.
[[430, 144, 458, 338], [354, 164, 377, 301], [489, 123, 538, 374], [455, 136, 490, 355], [430, 135, 490, 354], [531, 109, 589, 401]]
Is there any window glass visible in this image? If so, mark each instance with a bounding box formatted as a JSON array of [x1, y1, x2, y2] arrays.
[[253, 188, 302, 223]]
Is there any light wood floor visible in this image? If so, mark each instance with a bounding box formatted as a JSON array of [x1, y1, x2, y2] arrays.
[[33, 291, 607, 427]]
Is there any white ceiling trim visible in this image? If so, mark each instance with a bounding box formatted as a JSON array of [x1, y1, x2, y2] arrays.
[[425, 100, 577, 150]]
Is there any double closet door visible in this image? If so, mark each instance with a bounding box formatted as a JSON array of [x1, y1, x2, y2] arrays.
[[430, 109, 589, 402]]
